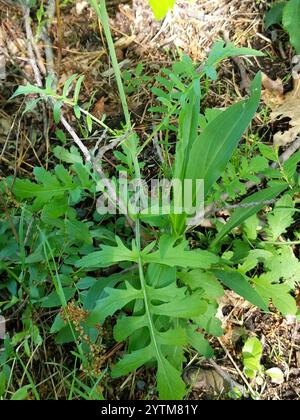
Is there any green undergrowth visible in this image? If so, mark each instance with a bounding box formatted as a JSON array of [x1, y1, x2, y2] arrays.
[[0, 0, 299, 400]]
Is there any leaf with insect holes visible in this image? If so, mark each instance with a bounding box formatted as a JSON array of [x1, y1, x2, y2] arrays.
[[74, 75, 85, 104], [254, 274, 297, 316], [265, 247, 300, 289]]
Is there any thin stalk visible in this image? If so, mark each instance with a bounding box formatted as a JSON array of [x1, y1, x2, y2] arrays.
[[135, 219, 163, 364], [89, 0, 131, 129]]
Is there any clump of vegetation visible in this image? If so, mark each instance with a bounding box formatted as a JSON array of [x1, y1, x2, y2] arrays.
[[0, 0, 299, 401]]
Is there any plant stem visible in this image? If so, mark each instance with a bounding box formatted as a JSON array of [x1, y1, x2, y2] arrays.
[[135, 219, 164, 366], [89, 0, 131, 129]]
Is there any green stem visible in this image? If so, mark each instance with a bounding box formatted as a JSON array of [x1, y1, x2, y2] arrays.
[[89, 0, 131, 129], [135, 219, 163, 364]]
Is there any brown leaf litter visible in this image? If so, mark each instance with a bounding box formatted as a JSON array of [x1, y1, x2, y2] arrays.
[[262, 71, 300, 146], [113, 0, 265, 61]]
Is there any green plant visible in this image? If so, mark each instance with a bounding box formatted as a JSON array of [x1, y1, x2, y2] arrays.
[[2, 0, 300, 401], [265, 0, 300, 53], [243, 337, 284, 387]]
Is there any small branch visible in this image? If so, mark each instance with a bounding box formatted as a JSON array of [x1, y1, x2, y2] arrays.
[[210, 199, 276, 214], [23, 7, 43, 88], [275, 136, 300, 166], [23, 5, 50, 164], [60, 115, 91, 162], [222, 31, 251, 91]]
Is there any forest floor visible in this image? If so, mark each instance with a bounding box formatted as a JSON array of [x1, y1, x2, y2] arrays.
[[0, 0, 300, 400]]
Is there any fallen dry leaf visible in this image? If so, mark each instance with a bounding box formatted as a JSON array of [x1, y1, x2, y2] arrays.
[[92, 96, 106, 120], [262, 73, 284, 97], [262, 73, 300, 146], [75, 1, 88, 15], [184, 365, 246, 398]]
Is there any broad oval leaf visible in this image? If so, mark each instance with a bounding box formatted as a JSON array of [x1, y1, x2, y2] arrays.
[[185, 73, 262, 198]]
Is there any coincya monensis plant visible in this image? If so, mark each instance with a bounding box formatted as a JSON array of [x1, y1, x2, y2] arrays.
[[10, 0, 299, 400]]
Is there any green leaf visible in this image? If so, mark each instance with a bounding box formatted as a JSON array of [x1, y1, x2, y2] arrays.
[[148, 0, 175, 20], [86, 114, 93, 133], [88, 282, 142, 324], [45, 73, 55, 92], [266, 194, 295, 240], [11, 165, 82, 209], [265, 247, 300, 289], [114, 315, 148, 341], [187, 325, 213, 357], [53, 101, 63, 124], [157, 356, 186, 400], [10, 84, 44, 99], [83, 274, 120, 310], [255, 275, 297, 316], [90, 266, 199, 399], [193, 302, 223, 337], [65, 219, 92, 244], [283, 0, 300, 53], [74, 105, 81, 119], [41, 288, 76, 308], [179, 270, 224, 298], [111, 345, 154, 376], [11, 385, 32, 400], [214, 270, 269, 311], [55, 128, 67, 144], [73, 75, 85, 104], [76, 237, 138, 269], [151, 292, 207, 318], [204, 41, 264, 80], [185, 73, 262, 198], [23, 98, 41, 113], [41, 197, 68, 220], [243, 214, 259, 241], [53, 146, 83, 164], [242, 337, 263, 372], [63, 73, 78, 98], [144, 236, 219, 269], [211, 183, 287, 246], [265, 2, 285, 29]]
